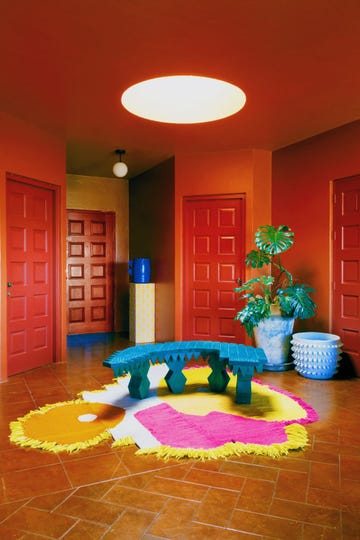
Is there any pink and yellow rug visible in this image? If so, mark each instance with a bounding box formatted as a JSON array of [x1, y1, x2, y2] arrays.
[[10, 364, 318, 460]]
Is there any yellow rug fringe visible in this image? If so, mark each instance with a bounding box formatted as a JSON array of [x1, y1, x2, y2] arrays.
[[111, 436, 136, 448]]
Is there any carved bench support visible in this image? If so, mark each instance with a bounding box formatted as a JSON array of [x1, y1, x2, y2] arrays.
[[207, 352, 230, 393], [165, 355, 187, 393], [128, 360, 150, 399]]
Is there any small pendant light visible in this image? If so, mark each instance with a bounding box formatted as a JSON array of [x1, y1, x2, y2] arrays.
[[113, 149, 128, 178]]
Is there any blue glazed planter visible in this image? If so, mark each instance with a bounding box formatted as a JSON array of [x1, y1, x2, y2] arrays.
[[254, 316, 295, 371]]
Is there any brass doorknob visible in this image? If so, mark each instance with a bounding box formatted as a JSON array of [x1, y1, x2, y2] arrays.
[[7, 282, 13, 287]]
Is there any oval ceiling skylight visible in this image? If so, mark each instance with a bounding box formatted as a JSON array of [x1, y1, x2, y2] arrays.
[[121, 75, 246, 124]]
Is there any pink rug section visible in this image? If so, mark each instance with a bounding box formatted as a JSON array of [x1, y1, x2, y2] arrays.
[[135, 403, 289, 449], [134, 379, 318, 450]]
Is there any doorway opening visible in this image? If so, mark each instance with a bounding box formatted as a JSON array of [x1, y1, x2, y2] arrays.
[[66, 209, 115, 334]]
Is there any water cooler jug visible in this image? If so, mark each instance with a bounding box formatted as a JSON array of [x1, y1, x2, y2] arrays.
[[128, 258, 151, 283]]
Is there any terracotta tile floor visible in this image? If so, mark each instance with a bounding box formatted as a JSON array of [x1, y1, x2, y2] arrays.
[[1, 334, 360, 539]]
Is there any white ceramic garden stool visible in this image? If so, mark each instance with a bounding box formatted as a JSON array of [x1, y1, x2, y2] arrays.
[[291, 332, 342, 379]]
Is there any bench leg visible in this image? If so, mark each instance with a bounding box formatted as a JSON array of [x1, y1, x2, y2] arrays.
[[235, 375, 252, 404], [207, 353, 230, 393], [165, 356, 187, 393], [128, 362, 150, 399]]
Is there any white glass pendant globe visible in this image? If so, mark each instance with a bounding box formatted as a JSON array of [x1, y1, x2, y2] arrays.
[[121, 75, 246, 124], [113, 161, 128, 178]]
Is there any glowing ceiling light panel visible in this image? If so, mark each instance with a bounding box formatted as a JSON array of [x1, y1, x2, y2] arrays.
[[121, 75, 246, 124]]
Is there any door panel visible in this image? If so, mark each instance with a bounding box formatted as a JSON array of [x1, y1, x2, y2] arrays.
[[183, 196, 245, 343], [6, 179, 54, 376], [66, 210, 115, 334], [333, 175, 360, 376]]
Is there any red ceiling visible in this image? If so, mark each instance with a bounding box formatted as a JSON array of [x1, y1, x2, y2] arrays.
[[1, 0, 359, 177]]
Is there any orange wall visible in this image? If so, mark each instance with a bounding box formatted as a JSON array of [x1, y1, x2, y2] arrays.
[[272, 121, 360, 332], [0, 112, 66, 382], [174, 149, 272, 339], [130, 158, 175, 341], [66, 174, 129, 332]]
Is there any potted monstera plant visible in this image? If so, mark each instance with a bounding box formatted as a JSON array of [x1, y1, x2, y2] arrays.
[[234, 224, 316, 371]]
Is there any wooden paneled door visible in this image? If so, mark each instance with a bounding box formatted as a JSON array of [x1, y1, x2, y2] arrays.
[[183, 195, 246, 343], [6, 178, 55, 376], [333, 175, 360, 376], [66, 210, 115, 334]]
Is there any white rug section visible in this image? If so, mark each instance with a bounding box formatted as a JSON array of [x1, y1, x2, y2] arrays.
[[109, 414, 159, 449], [82, 364, 169, 448]]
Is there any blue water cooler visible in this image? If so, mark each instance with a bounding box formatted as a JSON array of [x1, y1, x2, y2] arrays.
[[128, 258, 151, 283]]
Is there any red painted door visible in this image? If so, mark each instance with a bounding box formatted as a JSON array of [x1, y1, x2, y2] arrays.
[[66, 210, 115, 334], [6, 179, 55, 376], [183, 195, 246, 343], [333, 175, 360, 376]]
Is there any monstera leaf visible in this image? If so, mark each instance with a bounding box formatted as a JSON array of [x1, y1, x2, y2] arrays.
[[234, 275, 274, 296], [234, 296, 272, 337], [245, 249, 271, 268], [278, 284, 316, 319], [255, 225, 294, 255]]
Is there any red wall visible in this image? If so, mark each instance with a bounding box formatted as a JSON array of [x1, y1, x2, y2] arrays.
[[272, 121, 360, 332], [0, 113, 66, 381]]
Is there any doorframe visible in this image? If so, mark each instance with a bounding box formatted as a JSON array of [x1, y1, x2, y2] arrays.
[[3, 172, 63, 380], [330, 174, 360, 374], [329, 178, 335, 332], [330, 173, 360, 331], [181, 192, 246, 342]]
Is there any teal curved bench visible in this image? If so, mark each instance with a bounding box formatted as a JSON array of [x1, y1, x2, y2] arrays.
[[103, 341, 266, 404]]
